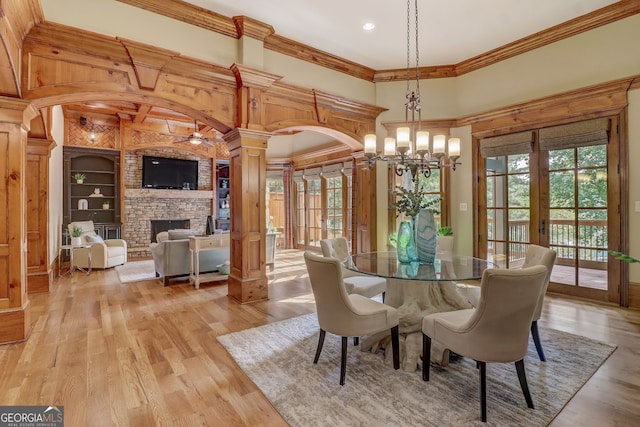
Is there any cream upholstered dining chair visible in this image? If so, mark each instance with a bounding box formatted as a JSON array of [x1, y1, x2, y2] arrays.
[[304, 251, 400, 385], [422, 265, 548, 423], [320, 237, 387, 300], [458, 245, 557, 361], [68, 221, 127, 269]]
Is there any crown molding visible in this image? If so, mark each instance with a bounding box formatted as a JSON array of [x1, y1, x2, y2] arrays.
[[117, 0, 639, 83]]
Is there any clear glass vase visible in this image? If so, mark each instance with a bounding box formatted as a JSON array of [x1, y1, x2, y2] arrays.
[[396, 220, 418, 263]]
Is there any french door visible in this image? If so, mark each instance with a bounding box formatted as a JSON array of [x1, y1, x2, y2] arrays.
[[293, 165, 353, 250], [478, 116, 622, 303]]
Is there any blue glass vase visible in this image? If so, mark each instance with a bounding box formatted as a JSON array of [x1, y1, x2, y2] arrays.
[[415, 209, 437, 264], [396, 220, 418, 263]]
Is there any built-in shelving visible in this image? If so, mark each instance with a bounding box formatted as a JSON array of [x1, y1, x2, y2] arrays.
[[63, 147, 122, 240], [216, 161, 230, 231]]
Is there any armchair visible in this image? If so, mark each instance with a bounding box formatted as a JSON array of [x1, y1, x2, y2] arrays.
[[68, 221, 127, 269], [422, 265, 548, 422], [458, 245, 557, 361], [320, 237, 386, 300], [304, 251, 399, 385]]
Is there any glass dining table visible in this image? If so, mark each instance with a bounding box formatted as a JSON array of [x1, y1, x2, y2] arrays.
[[344, 251, 497, 371]]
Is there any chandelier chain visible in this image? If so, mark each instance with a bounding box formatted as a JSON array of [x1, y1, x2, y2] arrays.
[[363, 0, 462, 180]]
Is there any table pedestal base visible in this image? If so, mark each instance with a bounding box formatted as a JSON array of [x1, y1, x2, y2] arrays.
[[361, 278, 472, 371]]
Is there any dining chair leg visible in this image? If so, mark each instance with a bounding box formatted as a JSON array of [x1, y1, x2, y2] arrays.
[[340, 336, 348, 386], [530, 321, 546, 361], [353, 337, 359, 346], [422, 333, 431, 381], [382, 291, 386, 302], [313, 329, 326, 364], [391, 325, 400, 370], [479, 361, 487, 422], [515, 359, 535, 409]]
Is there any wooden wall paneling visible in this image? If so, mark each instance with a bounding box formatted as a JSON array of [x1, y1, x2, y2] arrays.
[[262, 85, 317, 130], [464, 78, 631, 137], [353, 156, 376, 254], [26, 138, 53, 294], [0, 0, 44, 96], [313, 90, 387, 145], [0, 98, 38, 344], [225, 129, 270, 303]]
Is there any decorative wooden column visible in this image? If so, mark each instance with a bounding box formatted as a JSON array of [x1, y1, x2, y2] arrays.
[[26, 138, 54, 294], [224, 128, 271, 303], [0, 98, 38, 344]]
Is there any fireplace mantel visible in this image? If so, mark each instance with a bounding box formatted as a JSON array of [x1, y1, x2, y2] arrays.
[[125, 188, 214, 199]]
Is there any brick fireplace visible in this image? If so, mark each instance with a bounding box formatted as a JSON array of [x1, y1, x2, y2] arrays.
[[124, 149, 215, 257]]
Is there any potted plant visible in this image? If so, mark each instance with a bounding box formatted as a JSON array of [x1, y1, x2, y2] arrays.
[[437, 226, 454, 255], [73, 172, 86, 184], [70, 225, 83, 246], [609, 251, 639, 263]]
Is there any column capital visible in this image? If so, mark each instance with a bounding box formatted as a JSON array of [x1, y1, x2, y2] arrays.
[[0, 97, 39, 129], [223, 128, 272, 151]]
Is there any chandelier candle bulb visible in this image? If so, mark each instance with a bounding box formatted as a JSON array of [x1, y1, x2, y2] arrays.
[[384, 137, 397, 156], [433, 135, 446, 155], [416, 131, 430, 152], [448, 138, 461, 158], [364, 134, 377, 154], [397, 127, 411, 148]]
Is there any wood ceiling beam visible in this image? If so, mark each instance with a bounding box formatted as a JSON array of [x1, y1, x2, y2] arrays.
[[133, 104, 152, 124]]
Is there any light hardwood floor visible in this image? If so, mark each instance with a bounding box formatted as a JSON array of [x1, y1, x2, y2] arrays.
[[1, 250, 638, 426]]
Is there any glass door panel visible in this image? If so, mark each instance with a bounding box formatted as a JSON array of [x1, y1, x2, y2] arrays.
[[307, 178, 322, 248], [547, 144, 608, 291], [326, 176, 343, 239], [485, 154, 531, 268], [295, 181, 306, 247]]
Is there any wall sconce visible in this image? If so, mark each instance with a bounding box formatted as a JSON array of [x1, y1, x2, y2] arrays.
[[80, 116, 97, 142]]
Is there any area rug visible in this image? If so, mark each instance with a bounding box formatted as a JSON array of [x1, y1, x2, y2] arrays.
[[218, 313, 616, 427], [115, 260, 157, 283]]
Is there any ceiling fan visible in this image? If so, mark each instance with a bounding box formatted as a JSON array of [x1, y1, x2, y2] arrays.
[[173, 120, 214, 147]]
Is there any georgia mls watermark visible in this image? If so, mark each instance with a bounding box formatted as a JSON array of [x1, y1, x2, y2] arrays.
[[0, 406, 63, 427]]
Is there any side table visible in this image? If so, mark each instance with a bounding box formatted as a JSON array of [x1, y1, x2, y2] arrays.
[[189, 235, 229, 289], [58, 244, 92, 277]]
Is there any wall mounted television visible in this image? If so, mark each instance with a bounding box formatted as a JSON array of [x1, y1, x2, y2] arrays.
[[142, 155, 198, 190]]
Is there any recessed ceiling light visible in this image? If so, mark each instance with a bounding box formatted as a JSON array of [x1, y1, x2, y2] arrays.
[[362, 22, 375, 31]]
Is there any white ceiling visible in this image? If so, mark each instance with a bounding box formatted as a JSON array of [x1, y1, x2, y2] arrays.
[[184, 0, 619, 70]]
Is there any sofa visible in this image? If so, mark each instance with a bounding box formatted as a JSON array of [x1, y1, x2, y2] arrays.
[[68, 221, 127, 269], [150, 229, 230, 286]]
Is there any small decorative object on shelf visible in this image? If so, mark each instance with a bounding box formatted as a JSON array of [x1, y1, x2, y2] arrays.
[[73, 172, 86, 184], [102, 201, 110, 210], [78, 199, 88, 210]]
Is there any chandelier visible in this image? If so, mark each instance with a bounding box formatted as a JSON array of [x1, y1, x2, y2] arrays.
[[364, 0, 461, 179]]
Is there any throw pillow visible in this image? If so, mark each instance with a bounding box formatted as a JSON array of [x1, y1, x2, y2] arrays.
[[168, 229, 199, 240], [84, 234, 104, 244]]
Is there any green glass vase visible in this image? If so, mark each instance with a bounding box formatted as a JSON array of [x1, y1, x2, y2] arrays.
[[396, 220, 418, 263]]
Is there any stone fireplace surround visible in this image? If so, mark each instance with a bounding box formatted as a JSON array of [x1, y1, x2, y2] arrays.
[[124, 149, 215, 257]]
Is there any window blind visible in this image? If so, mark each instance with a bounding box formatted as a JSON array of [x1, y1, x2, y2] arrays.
[[539, 118, 610, 151], [480, 131, 534, 157]]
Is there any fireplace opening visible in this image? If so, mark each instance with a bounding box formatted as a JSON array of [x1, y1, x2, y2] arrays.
[[150, 219, 190, 242]]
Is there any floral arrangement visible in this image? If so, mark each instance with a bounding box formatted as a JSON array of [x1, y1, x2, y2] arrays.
[[73, 172, 86, 181], [390, 178, 440, 219]]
